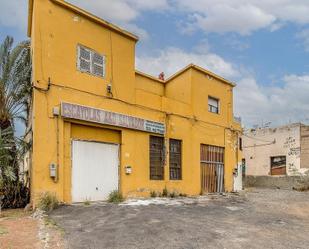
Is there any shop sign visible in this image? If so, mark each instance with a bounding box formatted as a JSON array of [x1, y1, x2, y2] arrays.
[[61, 102, 165, 135]]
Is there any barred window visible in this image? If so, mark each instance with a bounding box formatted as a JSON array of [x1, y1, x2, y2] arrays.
[[169, 139, 182, 180], [150, 136, 164, 180], [77, 45, 105, 78]]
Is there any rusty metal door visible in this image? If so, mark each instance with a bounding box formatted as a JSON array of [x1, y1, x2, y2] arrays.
[[201, 145, 224, 193]]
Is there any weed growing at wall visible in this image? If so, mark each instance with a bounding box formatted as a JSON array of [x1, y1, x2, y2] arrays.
[[162, 187, 168, 197], [108, 190, 124, 203], [37, 192, 59, 212]]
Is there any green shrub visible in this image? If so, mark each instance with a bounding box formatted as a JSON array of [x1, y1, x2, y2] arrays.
[[294, 186, 309, 192], [169, 192, 176, 198], [150, 191, 157, 198], [83, 199, 91, 206], [108, 190, 124, 203], [37, 192, 59, 212], [162, 187, 168, 197], [169, 192, 178, 198], [0, 181, 30, 209]]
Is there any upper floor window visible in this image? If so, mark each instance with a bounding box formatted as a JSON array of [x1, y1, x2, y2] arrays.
[[77, 45, 105, 78], [208, 96, 219, 114]]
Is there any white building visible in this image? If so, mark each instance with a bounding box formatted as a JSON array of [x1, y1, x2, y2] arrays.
[[243, 123, 309, 176]]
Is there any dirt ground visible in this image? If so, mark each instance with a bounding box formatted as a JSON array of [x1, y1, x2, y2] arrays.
[[0, 209, 65, 249], [50, 188, 309, 249]]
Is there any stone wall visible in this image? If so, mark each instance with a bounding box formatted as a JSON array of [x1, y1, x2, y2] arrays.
[[301, 125, 309, 169], [245, 175, 309, 190]]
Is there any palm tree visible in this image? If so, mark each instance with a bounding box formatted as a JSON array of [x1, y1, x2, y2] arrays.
[[0, 36, 32, 131], [0, 127, 16, 183], [0, 36, 32, 208]]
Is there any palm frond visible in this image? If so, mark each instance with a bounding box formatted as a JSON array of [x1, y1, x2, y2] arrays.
[[0, 37, 32, 126], [0, 36, 32, 187]]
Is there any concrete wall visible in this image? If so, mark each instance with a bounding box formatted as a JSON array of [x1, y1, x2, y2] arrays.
[[301, 125, 309, 169], [245, 175, 309, 190], [243, 123, 309, 176]]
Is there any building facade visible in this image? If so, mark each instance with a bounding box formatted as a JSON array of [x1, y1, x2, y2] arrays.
[[27, 0, 242, 203], [243, 123, 309, 177]]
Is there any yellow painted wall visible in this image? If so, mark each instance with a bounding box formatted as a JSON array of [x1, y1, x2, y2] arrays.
[[31, 0, 136, 103], [191, 69, 233, 127], [71, 124, 121, 144], [29, 0, 242, 203], [165, 69, 192, 105]]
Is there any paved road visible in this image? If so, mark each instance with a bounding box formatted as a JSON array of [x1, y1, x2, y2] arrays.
[[50, 189, 309, 249]]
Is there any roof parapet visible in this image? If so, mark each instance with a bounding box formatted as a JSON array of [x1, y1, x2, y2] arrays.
[[28, 0, 139, 41], [166, 64, 236, 87]]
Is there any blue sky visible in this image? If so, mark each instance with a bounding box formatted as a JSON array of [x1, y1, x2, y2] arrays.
[[1, 0, 309, 129]]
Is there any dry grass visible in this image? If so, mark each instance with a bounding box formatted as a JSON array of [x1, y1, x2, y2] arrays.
[[37, 192, 59, 212], [0, 208, 31, 219]]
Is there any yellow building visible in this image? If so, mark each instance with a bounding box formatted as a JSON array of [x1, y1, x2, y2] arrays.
[[27, 0, 242, 204]]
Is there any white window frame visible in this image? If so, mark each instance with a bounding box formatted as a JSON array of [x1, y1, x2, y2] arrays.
[[208, 96, 220, 114], [77, 44, 105, 78]]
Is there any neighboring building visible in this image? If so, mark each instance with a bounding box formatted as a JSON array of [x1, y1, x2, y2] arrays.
[[27, 0, 242, 204], [243, 123, 309, 177]]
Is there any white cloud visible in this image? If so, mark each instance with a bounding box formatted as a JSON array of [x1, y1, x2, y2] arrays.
[[68, 0, 169, 40], [136, 47, 239, 79], [186, 5, 275, 35], [0, 0, 28, 31], [297, 29, 309, 52], [234, 74, 309, 127], [124, 23, 149, 41], [174, 0, 309, 35]]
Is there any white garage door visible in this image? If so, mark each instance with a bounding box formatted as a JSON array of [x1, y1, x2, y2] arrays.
[[72, 140, 119, 202]]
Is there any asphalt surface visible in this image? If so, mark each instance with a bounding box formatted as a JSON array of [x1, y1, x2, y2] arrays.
[[50, 189, 309, 249]]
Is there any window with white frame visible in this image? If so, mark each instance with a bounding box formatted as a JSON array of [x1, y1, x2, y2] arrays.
[[77, 45, 105, 78], [208, 96, 219, 114]]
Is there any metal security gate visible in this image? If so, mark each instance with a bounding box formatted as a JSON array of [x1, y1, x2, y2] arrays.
[[201, 145, 224, 193]]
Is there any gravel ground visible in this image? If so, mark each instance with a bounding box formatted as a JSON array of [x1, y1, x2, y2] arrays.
[[50, 188, 309, 249]]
